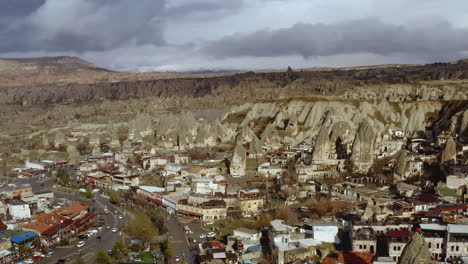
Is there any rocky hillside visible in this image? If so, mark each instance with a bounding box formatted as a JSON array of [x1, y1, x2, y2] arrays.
[[0, 57, 467, 105], [0, 56, 102, 71]]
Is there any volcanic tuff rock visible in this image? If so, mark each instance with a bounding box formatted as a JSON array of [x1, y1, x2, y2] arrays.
[[397, 232, 435, 264], [1, 57, 468, 106], [351, 120, 376, 166], [441, 136, 456, 163]]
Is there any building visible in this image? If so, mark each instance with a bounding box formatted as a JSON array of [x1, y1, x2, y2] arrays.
[[388, 230, 411, 262], [0, 184, 33, 199], [8, 200, 31, 220], [352, 227, 377, 254], [446, 224, 468, 260]]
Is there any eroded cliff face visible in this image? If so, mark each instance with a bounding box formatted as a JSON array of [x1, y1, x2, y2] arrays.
[[1, 59, 468, 106], [220, 98, 467, 171]]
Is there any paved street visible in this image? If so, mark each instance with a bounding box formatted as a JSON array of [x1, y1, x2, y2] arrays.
[[0, 175, 125, 264], [166, 214, 195, 263]]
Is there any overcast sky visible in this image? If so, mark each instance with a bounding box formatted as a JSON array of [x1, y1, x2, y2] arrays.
[[1, 0, 468, 71]]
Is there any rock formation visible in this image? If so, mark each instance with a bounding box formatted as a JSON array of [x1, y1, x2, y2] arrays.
[[54, 131, 65, 148], [441, 136, 456, 163], [397, 232, 435, 264], [231, 142, 247, 177], [351, 120, 375, 171]]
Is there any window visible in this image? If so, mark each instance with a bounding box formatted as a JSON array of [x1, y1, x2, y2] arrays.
[[456, 246, 459, 251], [359, 245, 363, 249], [428, 243, 431, 249], [451, 246, 455, 251]]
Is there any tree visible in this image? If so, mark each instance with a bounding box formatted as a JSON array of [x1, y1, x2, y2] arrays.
[[57, 169, 70, 185], [112, 241, 128, 260], [95, 250, 112, 264], [109, 191, 122, 204], [71, 256, 85, 264], [83, 186, 93, 199], [125, 211, 158, 244], [164, 241, 175, 259]]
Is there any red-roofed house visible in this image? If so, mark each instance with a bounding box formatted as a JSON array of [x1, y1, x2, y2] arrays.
[[322, 251, 374, 264], [388, 230, 411, 262]]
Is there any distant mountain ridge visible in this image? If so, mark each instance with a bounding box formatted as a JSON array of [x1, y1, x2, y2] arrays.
[[0, 56, 104, 72]]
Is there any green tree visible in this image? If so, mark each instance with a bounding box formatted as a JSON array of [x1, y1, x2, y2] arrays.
[[71, 256, 85, 264], [83, 186, 93, 199], [165, 241, 175, 259], [125, 211, 158, 244], [95, 250, 112, 264], [109, 191, 122, 204], [57, 169, 70, 185], [112, 240, 128, 260]]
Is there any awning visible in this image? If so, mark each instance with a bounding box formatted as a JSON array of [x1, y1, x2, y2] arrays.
[[177, 209, 203, 217]]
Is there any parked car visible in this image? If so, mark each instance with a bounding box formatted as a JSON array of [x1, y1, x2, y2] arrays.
[[112, 228, 118, 233], [199, 234, 206, 239], [118, 215, 123, 219], [207, 232, 216, 238], [77, 241, 85, 248], [175, 256, 180, 262], [206, 222, 214, 225], [114, 209, 118, 214], [106, 225, 111, 229], [78, 234, 88, 239], [96, 236, 102, 240], [47, 249, 54, 256]]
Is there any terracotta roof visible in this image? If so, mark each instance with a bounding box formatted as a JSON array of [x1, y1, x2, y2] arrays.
[[23, 213, 68, 234], [388, 230, 411, 238], [55, 202, 89, 219], [322, 251, 374, 264]]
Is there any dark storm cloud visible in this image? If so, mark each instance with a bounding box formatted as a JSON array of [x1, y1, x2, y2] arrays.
[[166, 1, 243, 20], [202, 19, 468, 60], [0, 0, 166, 53], [0, 0, 45, 17]]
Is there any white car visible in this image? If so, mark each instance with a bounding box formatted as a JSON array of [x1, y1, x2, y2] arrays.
[[118, 215, 123, 219], [89, 229, 98, 234], [207, 232, 216, 238], [112, 228, 118, 233], [199, 234, 206, 239], [77, 241, 85, 248], [206, 222, 214, 225], [175, 256, 180, 262]]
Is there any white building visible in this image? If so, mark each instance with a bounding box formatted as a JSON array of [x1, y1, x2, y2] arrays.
[[8, 201, 31, 220]]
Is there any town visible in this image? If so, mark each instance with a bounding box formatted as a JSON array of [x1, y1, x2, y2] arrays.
[[0, 106, 466, 264]]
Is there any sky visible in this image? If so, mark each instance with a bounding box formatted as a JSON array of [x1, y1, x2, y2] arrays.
[[1, 0, 468, 71]]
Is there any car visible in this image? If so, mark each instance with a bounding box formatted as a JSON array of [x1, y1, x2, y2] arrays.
[[98, 226, 103, 230], [184, 226, 190, 231], [114, 209, 118, 214], [112, 228, 118, 233], [107, 250, 112, 255], [192, 239, 197, 243], [175, 256, 180, 262], [56, 259, 66, 264], [106, 225, 111, 229], [89, 229, 98, 234], [243, 214, 252, 218], [78, 234, 88, 239], [96, 236, 102, 240], [207, 232, 216, 238], [104, 209, 109, 214], [32, 256, 44, 261], [206, 222, 214, 225], [24, 259, 34, 264], [118, 215, 123, 219], [77, 241, 85, 248], [199, 234, 206, 239]]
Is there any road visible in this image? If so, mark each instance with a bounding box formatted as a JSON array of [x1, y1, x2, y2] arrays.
[[0, 175, 125, 264], [42, 192, 125, 264], [166, 214, 195, 264]]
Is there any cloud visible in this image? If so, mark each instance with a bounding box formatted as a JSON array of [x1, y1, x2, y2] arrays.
[[166, 0, 243, 21], [0, 0, 166, 53], [202, 19, 468, 61]]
